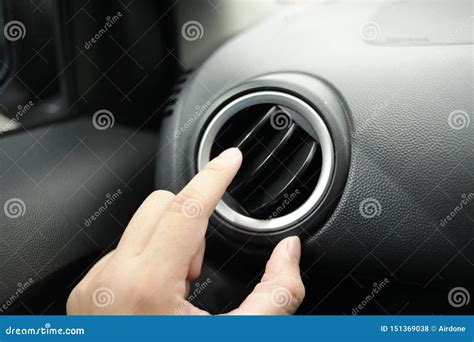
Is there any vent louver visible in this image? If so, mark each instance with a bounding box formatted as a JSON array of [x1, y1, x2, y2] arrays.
[[198, 91, 334, 232], [211, 104, 322, 219]]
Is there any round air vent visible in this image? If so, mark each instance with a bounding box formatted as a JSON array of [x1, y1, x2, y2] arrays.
[[197, 91, 334, 232]]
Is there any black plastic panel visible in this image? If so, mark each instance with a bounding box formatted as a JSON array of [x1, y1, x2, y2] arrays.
[[156, 2, 473, 314], [0, 118, 157, 313]]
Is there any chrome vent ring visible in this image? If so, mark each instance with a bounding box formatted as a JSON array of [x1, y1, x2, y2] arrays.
[[197, 91, 334, 232]]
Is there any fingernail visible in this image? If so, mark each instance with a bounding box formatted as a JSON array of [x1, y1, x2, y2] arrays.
[[218, 147, 242, 162], [286, 236, 301, 263]]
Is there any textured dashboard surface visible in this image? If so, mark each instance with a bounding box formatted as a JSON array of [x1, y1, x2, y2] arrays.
[[157, 2, 473, 313], [0, 119, 156, 312]]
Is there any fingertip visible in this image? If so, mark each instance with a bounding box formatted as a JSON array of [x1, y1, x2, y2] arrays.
[[204, 147, 242, 180], [285, 236, 301, 264], [232, 236, 305, 315], [217, 147, 242, 162], [203, 148, 243, 177], [272, 236, 301, 264]]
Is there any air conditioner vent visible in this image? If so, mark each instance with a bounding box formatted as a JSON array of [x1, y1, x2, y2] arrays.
[[211, 104, 322, 219], [198, 91, 334, 232]]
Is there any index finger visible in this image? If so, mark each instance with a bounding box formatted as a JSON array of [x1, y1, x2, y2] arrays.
[[145, 148, 242, 268]]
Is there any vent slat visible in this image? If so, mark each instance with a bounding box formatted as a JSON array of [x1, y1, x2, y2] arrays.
[[211, 100, 323, 219], [247, 141, 318, 216], [235, 106, 278, 149], [229, 122, 296, 194]]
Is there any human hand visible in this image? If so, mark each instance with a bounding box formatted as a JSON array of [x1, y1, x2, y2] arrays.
[[67, 148, 305, 315]]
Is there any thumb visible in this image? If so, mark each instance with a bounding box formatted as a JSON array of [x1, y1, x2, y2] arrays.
[[229, 236, 305, 315]]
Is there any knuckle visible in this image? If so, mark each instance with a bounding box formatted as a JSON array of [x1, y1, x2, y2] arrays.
[[67, 280, 90, 311], [68, 285, 82, 301], [66, 289, 79, 313], [72, 281, 89, 298], [203, 162, 225, 176], [131, 271, 178, 308], [171, 189, 205, 212], [288, 279, 306, 304], [277, 276, 305, 304], [177, 188, 205, 204], [149, 190, 175, 202]]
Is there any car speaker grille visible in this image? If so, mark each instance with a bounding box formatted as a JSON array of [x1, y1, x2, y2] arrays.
[[198, 91, 334, 232]]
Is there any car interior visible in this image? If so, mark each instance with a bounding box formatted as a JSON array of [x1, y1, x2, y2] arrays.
[[0, 0, 472, 315]]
